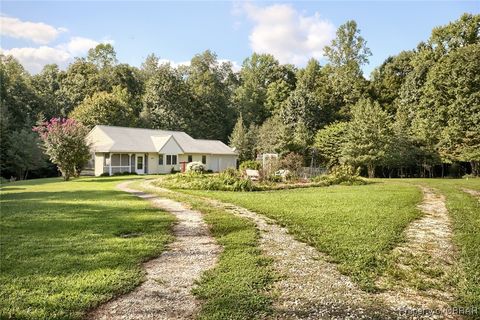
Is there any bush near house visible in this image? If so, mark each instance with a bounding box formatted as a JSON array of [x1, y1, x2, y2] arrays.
[[186, 161, 206, 173], [239, 160, 262, 171]]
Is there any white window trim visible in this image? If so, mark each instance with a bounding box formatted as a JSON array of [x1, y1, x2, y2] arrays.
[[166, 154, 178, 165]]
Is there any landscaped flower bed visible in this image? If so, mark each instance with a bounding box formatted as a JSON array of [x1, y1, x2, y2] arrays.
[[155, 164, 367, 192]]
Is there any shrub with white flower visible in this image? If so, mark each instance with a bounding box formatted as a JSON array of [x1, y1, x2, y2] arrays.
[[186, 161, 206, 173]]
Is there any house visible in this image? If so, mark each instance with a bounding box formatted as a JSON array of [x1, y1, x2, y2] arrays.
[[87, 125, 238, 176]]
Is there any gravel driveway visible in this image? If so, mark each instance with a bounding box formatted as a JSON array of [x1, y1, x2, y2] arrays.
[[89, 181, 221, 320]]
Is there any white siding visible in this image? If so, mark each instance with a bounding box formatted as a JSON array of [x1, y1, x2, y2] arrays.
[[147, 153, 159, 174], [159, 137, 183, 155], [218, 155, 237, 171], [207, 155, 237, 172], [94, 153, 104, 176]]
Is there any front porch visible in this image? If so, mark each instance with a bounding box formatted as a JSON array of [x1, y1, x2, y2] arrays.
[[103, 153, 147, 175]]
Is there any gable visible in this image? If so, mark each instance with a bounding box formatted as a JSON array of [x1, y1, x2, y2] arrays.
[[158, 136, 183, 154]]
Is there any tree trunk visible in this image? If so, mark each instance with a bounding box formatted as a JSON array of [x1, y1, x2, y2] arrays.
[[367, 163, 375, 178], [471, 161, 479, 176], [441, 163, 444, 178]]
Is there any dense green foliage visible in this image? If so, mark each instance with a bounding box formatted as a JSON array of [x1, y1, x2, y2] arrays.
[[0, 176, 175, 319], [1, 14, 479, 180]]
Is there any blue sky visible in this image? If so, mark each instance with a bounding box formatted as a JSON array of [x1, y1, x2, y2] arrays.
[[1, 1, 478, 75]]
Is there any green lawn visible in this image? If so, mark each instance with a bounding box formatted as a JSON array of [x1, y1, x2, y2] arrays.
[[132, 181, 274, 320], [0, 176, 175, 320], [2, 176, 478, 319], [180, 181, 423, 291]]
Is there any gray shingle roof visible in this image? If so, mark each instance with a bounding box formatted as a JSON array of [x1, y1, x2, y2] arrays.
[[88, 125, 237, 155]]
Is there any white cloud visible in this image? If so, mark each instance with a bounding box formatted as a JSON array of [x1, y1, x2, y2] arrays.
[[240, 3, 336, 65], [0, 15, 67, 44], [0, 46, 71, 73], [60, 37, 99, 56], [1, 37, 113, 73]]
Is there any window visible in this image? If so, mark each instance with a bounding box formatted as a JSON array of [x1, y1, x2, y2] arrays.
[[158, 154, 164, 165], [188, 155, 193, 163], [166, 155, 178, 165], [104, 153, 110, 166], [111, 154, 121, 166], [202, 155, 207, 164]]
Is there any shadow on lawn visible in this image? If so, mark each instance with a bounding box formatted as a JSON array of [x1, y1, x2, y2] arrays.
[[1, 189, 174, 277]]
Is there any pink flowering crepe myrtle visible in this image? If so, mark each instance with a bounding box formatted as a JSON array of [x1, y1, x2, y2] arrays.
[[33, 118, 91, 180]]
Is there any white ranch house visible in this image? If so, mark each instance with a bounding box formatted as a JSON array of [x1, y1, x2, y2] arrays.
[[87, 125, 238, 176]]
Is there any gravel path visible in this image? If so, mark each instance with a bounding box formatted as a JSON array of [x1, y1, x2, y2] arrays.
[[378, 186, 460, 319], [462, 188, 480, 199], [138, 181, 462, 319], [203, 198, 392, 319], [89, 181, 221, 320]]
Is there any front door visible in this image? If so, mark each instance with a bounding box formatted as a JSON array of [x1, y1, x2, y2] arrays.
[[136, 154, 145, 174]]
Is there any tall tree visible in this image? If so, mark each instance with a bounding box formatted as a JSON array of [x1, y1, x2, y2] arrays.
[[342, 99, 394, 178], [56, 59, 101, 116], [70, 87, 137, 128], [186, 50, 235, 141], [32, 64, 64, 119], [323, 21, 371, 116], [424, 44, 480, 175], [429, 13, 480, 54], [314, 122, 348, 168], [255, 115, 292, 156], [234, 53, 292, 126], [87, 43, 118, 69], [369, 51, 414, 114], [6, 129, 46, 180], [229, 114, 254, 162], [324, 20, 372, 68], [141, 63, 192, 131]]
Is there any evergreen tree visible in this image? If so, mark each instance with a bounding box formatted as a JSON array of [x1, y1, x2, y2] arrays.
[[342, 99, 394, 178]]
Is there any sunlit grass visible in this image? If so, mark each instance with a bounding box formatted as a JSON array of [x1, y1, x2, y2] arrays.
[[0, 176, 175, 319], [179, 181, 422, 291]]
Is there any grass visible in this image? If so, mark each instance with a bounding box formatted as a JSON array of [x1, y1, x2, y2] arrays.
[[0, 176, 175, 320], [2, 175, 478, 319], [407, 178, 480, 314], [132, 180, 275, 320], [177, 181, 423, 291]]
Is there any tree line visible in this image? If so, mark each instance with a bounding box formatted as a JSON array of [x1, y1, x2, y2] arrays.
[[1, 13, 479, 179]]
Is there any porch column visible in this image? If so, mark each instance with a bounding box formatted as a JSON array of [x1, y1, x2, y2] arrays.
[[109, 153, 113, 176], [129, 153, 132, 173]]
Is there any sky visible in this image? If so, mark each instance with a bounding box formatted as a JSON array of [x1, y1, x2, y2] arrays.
[[1, 1, 479, 76]]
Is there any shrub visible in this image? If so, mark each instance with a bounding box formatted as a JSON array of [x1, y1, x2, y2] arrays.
[[279, 152, 304, 179], [239, 160, 261, 171], [186, 161, 206, 173], [313, 164, 367, 186], [232, 178, 255, 191], [219, 168, 241, 185], [33, 118, 90, 181], [99, 172, 110, 177]]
